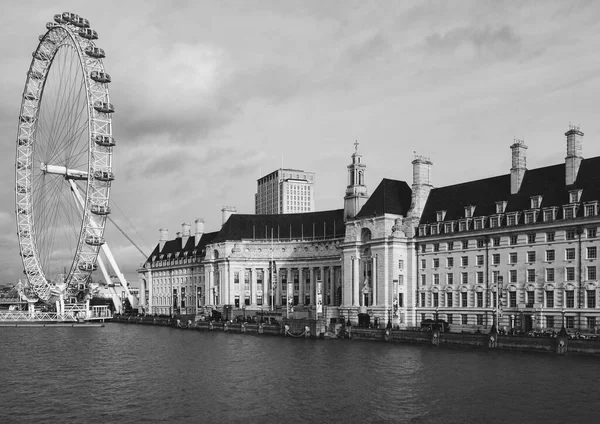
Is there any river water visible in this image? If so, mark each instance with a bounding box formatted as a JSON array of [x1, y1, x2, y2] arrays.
[[0, 323, 598, 424]]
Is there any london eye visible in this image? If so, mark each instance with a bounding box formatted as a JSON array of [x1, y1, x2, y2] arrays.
[[15, 12, 115, 302]]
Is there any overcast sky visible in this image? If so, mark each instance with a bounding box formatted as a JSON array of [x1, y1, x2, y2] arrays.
[[2, 0, 600, 285]]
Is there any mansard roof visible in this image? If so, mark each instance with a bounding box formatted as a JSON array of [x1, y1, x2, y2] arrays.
[[212, 209, 345, 243], [356, 178, 412, 218], [147, 231, 219, 261], [419, 156, 600, 225]]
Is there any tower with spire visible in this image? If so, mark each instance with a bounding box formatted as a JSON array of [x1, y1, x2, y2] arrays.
[[344, 141, 369, 220]]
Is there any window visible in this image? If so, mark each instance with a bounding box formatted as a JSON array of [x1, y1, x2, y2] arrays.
[[431, 225, 439, 235], [587, 246, 597, 259], [476, 255, 484, 266], [447, 241, 454, 251], [566, 290, 575, 308], [461, 292, 468, 307], [566, 230, 576, 240], [433, 258, 440, 268], [492, 270, 500, 283], [398, 293, 404, 307], [420, 274, 426, 285], [525, 212, 536, 224], [526, 291, 535, 307], [465, 205, 475, 218], [547, 316, 555, 328], [496, 201, 506, 214], [462, 314, 468, 325], [437, 210, 446, 221], [490, 217, 500, 228], [445, 223, 454, 234], [563, 207, 575, 220], [447, 257, 454, 267], [509, 252, 518, 264], [462, 240, 469, 249], [565, 248, 576, 260], [566, 316, 575, 329], [420, 292, 426, 307], [493, 237, 500, 247], [434, 274, 440, 285], [447, 314, 453, 324], [510, 270, 517, 283], [476, 292, 483, 307], [477, 271, 484, 284], [546, 250, 555, 261], [476, 239, 484, 248], [531, 196, 542, 209], [447, 273, 454, 285], [398, 260, 404, 270], [588, 266, 597, 280], [461, 256, 468, 267], [569, 190, 582, 203], [566, 267, 575, 281], [527, 269, 535, 283], [474, 220, 483, 230], [507, 215, 516, 226], [421, 259, 426, 269], [588, 228, 597, 238], [587, 317, 596, 330], [546, 232, 555, 242], [492, 254, 500, 265], [420, 245, 426, 253], [584, 204, 597, 217], [433, 243, 440, 252], [546, 268, 555, 282], [461, 272, 468, 284], [446, 292, 453, 307], [459, 221, 467, 232], [587, 290, 596, 308], [509, 291, 517, 307], [527, 233, 536, 244], [546, 291, 554, 308], [476, 314, 484, 325], [544, 209, 555, 222], [527, 251, 536, 262], [510, 235, 518, 245], [433, 292, 439, 307]]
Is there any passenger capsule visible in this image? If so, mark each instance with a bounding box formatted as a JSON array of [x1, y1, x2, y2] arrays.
[[20, 115, 35, 123], [85, 46, 105, 59], [90, 71, 111, 83], [18, 137, 32, 146], [92, 134, 116, 147], [93, 170, 115, 181], [54, 14, 67, 24], [62, 12, 80, 23], [78, 262, 98, 271], [78, 28, 98, 40], [91, 204, 111, 215], [17, 161, 31, 170], [85, 236, 105, 246], [16, 185, 27, 194], [93, 101, 114, 114], [47, 22, 60, 29], [72, 16, 90, 28], [24, 91, 38, 101], [18, 207, 29, 215], [19, 230, 30, 237]]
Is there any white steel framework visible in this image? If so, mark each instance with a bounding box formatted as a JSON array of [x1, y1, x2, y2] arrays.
[[15, 12, 115, 302]]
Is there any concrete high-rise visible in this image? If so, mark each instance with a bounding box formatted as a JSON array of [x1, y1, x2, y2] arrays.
[[255, 168, 315, 214]]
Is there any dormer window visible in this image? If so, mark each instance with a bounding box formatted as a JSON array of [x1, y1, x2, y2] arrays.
[[430, 224, 439, 235], [584, 202, 598, 217], [496, 201, 507, 214], [569, 190, 582, 204], [530, 195, 542, 209], [167, 253, 172, 259], [159, 254, 164, 260], [152, 256, 157, 262], [474, 217, 486, 230], [464, 205, 475, 218], [444, 222, 454, 233], [458, 219, 470, 231], [490, 216, 501, 228], [419, 225, 426, 236], [506, 212, 520, 226], [524, 211, 537, 224], [543, 207, 557, 222], [436, 210, 446, 222], [175, 252, 180, 258], [563, 205, 577, 220]]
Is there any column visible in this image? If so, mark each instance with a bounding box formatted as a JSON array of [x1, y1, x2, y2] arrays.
[[329, 266, 334, 305], [252, 268, 257, 305], [353, 256, 360, 307], [276, 267, 282, 306], [309, 267, 315, 306], [372, 255, 377, 306], [299, 268, 304, 306]]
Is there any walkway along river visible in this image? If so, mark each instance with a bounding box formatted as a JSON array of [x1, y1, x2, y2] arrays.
[[111, 314, 600, 356]]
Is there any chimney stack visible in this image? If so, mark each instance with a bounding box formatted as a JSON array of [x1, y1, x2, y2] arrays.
[[510, 138, 527, 194], [194, 218, 205, 246], [409, 154, 433, 221], [159, 228, 168, 251], [221, 206, 236, 226], [181, 223, 191, 248], [565, 125, 583, 186]]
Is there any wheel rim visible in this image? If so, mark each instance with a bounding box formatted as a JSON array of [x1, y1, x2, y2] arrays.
[[16, 14, 114, 301]]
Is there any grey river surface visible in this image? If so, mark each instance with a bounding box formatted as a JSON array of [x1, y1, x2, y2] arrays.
[[1, 324, 599, 424]]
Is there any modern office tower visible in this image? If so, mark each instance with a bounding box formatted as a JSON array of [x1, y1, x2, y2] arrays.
[[255, 168, 315, 214]]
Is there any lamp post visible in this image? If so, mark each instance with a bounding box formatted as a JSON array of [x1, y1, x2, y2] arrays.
[[243, 305, 246, 322], [387, 308, 392, 329], [561, 308, 566, 329]]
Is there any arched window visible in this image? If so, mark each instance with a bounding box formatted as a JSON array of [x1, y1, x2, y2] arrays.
[[361, 228, 372, 243]]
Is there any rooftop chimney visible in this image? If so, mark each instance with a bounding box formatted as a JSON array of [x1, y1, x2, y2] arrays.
[[222, 206, 236, 226], [408, 154, 433, 221], [194, 218, 205, 246], [181, 223, 191, 248], [565, 125, 583, 186], [510, 138, 527, 194], [159, 228, 168, 251]]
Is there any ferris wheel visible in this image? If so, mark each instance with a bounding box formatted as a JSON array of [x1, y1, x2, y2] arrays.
[[16, 12, 115, 302]]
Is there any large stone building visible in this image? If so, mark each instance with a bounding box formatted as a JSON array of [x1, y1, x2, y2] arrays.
[[138, 127, 600, 333], [255, 168, 315, 214]]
